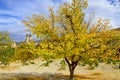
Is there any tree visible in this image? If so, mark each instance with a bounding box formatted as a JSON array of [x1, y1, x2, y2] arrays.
[[102, 30, 120, 68], [14, 42, 37, 64], [23, 0, 120, 79], [0, 31, 15, 65], [0, 31, 12, 46]]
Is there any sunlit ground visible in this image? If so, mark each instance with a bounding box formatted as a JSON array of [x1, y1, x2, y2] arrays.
[[0, 59, 119, 80]]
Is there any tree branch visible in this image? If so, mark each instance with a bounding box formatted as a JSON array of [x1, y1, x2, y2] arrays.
[[66, 15, 76, 35], [65, 57, 71, 66], [69, 18, 76, 35]]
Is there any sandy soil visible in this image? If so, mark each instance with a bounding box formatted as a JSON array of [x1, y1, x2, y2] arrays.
[[0, 58, 120, 80]]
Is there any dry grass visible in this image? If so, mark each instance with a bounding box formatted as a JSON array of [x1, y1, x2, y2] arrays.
[[0, 66, 19, 70]]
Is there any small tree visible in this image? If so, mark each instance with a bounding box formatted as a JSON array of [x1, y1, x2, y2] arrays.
[[14, 42, 37, 64], [23, 0, 120, 79], [0, 31, 15, 65]]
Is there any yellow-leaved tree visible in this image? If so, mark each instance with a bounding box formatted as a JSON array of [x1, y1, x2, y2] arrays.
[[14, 42, 37, 64], [23, 0, 120, 79]]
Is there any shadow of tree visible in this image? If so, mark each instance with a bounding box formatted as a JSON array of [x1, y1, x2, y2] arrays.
[[0, 72, 88, 80], [0, 72, 118, 80]]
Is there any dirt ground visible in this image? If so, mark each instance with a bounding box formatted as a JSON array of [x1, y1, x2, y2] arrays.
[[0, 73, 119, 80], [0, 59, 120, 80]]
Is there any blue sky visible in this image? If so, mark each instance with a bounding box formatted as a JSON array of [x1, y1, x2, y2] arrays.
[[0, 0, 120, 42]]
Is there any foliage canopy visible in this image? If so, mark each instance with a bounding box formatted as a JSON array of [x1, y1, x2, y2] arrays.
[[22, 0, 120, 79]]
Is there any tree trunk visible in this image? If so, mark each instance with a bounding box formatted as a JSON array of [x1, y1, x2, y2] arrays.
[[65, 58, 78, 80], [69, 65, 75, 80]]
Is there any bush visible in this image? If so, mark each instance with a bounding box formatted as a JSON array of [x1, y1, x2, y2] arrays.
[[0, 46, 15, 65]]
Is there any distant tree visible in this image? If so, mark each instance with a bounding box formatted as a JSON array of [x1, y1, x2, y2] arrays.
[[0, 31, 12, 46], [0, 31, 15, 65], [23, 0, 120, 80], [14, 42, 37, 64]]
